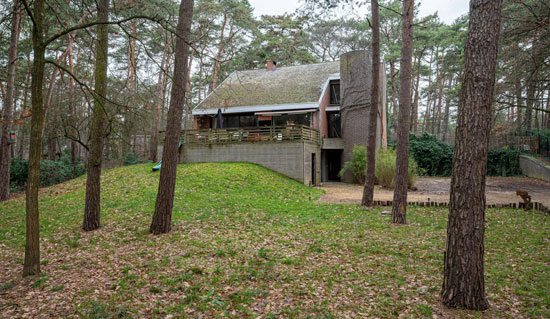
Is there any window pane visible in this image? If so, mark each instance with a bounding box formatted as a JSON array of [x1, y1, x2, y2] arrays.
[[328, 112, 341, 137], [223, 115, 239, 128], [330, 82, 340, 105], [239, 115, 256, 127]]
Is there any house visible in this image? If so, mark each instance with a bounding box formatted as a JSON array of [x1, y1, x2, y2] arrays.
[[180, 50, 387, 185]]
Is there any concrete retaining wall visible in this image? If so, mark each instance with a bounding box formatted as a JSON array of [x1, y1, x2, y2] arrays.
[[519, 155, 550, 182], [180, 142, 320, 185]]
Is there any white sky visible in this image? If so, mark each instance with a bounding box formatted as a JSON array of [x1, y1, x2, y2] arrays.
[[248, 0, 469, 25]]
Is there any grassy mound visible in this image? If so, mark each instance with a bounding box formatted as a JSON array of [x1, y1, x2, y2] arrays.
[[0, 162, 321, 248], [0, 163, 548, 318]]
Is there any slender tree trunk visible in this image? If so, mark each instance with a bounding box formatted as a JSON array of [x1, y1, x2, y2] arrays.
[[515, 76, 523, 135], [150, 0, 194, 234], [149, 41, 170, 162], [361, 0, 380, 207], [210, 13, 227, 92], [435, 55, 446, 137], [83, 0, 109, 231], [411, 52, 422, 133], [436, 76, 446, 138], [0, 0, 22, 201], [431, 50, 443, 135], [17, 55, 31, 159], [391, 0, 414, 224], [441, 0, 502, 310], [546, 88, 550, 129], [68, 34, 78, 164], [441, 77, 453, 143], [423, 50, 434, 134], [389, 61, 398, 130], [24, 0, 46, 277]]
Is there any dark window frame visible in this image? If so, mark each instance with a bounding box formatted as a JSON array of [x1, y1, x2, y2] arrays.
[[329, 80, 340, 105]]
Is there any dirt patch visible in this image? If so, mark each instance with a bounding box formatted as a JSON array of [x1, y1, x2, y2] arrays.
[[317, 176, 550, 207]]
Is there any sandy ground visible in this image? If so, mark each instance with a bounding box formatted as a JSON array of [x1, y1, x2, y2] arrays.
[[317, 176, 550, 207]]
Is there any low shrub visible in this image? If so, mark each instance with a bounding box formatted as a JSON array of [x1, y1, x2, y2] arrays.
[[10, 156, 86, 190], [338, 145, 366, 183], [487, 148, 522, 176], [10, 158, 28, 186], [374, 148, 417, 188], [409, 133, 522, 177], [121, 151, 149, 166], [339, 145, 417, 188], [409, 133, 453, 176]]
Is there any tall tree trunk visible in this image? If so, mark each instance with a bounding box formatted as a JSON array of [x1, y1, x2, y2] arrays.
[[546, 87, 550, 129], [435, 56, 446, 137], [83, 0, 109, 231], [515, 75, 523, 135], [423, 50, 434, 133], [68, 34, 78, 164], [431, 50, 443, 135], [0, 0, 22, 201], [525, 43, 540, 133], [150, 0, 194, 234], [411, 52, 422, 133], [391, 0, 414, 224], [210, 13, 227, 93], [361, 0, 380, 207], [389, 61, 398, 131], [17, 54, 31, 159], [149, 41, 170, 162], [24, 0, 46, 277], [441, 0, 502, 310], [436, 77, 446, 138], [441, 76, 453, 143]]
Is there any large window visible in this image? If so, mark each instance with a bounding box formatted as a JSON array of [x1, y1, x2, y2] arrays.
[[327, 112, 341, 138], [221, 114, 257, 128], [329, 80, 340, 105]]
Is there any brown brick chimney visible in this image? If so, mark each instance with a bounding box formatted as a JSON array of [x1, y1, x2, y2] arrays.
[[266, 60, 276, 71]]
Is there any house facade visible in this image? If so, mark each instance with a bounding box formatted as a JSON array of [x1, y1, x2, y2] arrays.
[[180, 50, 387, 185]]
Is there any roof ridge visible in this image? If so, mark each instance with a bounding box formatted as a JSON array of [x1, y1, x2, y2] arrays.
[[234, 60, 339, 74]]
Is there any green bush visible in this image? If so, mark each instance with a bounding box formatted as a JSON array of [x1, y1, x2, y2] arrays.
[[409, 133, 453, 176], [10, 158, 28, 186], [338, 145, 366, 183], [374, 148, 417, 188], [121, 151, 149, 166], [487, 149, 522, 176], [10, 157, 86, 190], [409, 133, 522, 177], [339, 145, 417, 188]]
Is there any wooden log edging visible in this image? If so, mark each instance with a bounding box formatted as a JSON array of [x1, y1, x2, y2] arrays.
[[372, 200, 550, 215]]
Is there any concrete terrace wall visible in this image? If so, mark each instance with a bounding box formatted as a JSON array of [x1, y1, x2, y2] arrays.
[[519, 155, 550, 182], [180, 142, 320, 185]]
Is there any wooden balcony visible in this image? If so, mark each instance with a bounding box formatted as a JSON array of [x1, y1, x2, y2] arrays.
[[181, 125, 320, 145]]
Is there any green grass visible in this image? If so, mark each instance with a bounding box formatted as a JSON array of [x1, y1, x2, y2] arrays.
[[0, 162, 548, 318]]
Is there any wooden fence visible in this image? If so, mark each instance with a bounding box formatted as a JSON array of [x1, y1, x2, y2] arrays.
[[181, 125, 320, 145], [373, 200, 550, 214]]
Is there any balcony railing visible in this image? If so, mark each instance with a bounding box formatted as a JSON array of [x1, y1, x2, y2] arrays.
[[181, 125, 319, 145]]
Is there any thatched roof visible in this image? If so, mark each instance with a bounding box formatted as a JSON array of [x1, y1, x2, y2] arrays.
[[195, 61, 340, 112]]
